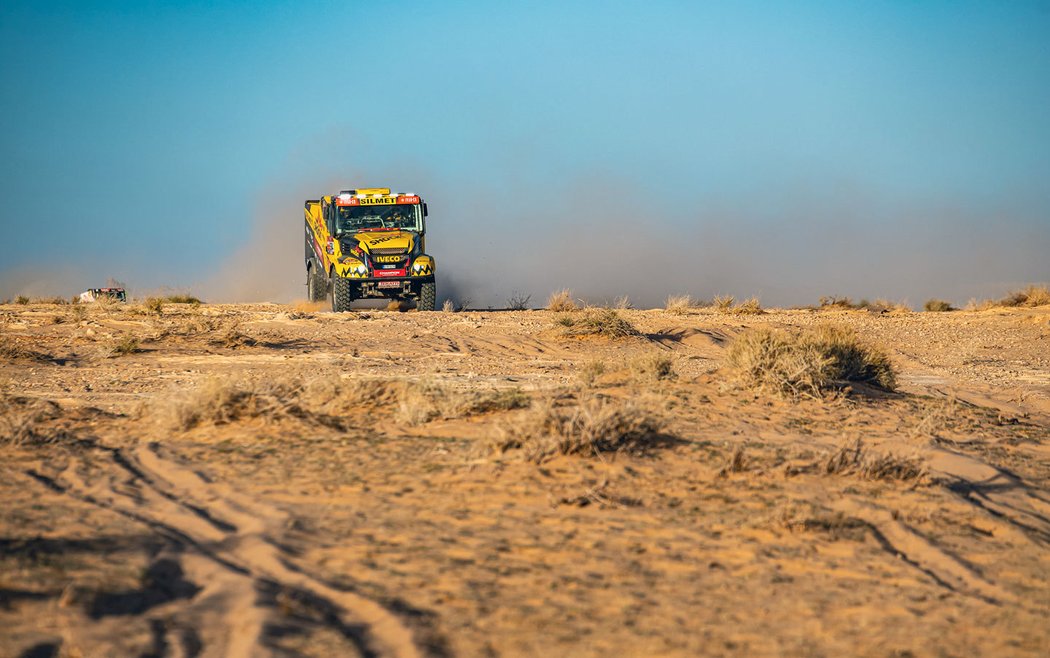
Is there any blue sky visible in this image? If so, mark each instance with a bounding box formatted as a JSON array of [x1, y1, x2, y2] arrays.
[[1, 1, 1047, 305]]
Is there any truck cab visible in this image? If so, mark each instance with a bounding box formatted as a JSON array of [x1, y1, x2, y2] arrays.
[[304, 188, 436, 311]]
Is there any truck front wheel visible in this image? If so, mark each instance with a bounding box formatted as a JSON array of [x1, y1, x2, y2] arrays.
[[330, 273, 353, 312], [308, 264, 327, 302], [417, 282, 436, 311]]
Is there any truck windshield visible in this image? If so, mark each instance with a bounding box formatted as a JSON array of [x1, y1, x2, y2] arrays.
[[336, 204, 422, 234]]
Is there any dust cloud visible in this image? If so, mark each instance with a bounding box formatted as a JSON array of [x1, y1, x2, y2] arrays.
[[3, 173, 1046, 309]]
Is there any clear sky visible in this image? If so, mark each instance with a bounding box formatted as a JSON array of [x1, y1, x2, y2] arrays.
[[1, 1, 1048, 306]]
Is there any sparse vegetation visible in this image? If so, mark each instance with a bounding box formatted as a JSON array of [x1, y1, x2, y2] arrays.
[[613, 295, 633, 310], [145, 297, 164, 316], [164, 294, 202, 305], [15, 295, 29, 305], [924, 299, 954, 312], [506, 291, 532, 311], [724, 325, 896, 396], [665, 294, 692, 315], [209, 326, 257, 348], [996, 284, 1050, 308], [632, 353, 676, 382], [442, 299, 455, 313], [110, 334, 140, 356], [824, 438, 927, 482], [547, 289, 578, 312], [713, 295, 734, 312], [0, 395, 64, 446], [578, 360, 608, 386], [488, 395, 666, 462], [818, 296, 909, 313], [712, 295, 764, 315], [559, 308, 638, 339]]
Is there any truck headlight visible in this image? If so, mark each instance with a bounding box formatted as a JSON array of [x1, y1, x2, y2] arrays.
[[412, 262, 425, 273], [356, 264, 367, 276]]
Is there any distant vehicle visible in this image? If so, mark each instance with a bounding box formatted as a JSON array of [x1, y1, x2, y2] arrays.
[[79, 288, 127, 303], [304, 187, 436, 312]]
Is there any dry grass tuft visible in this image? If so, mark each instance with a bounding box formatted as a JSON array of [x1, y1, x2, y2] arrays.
[[209, 326, 257, 348], [171, 379, 313, 430], [578, 360, 608, 386], [665, 294, 692, 315], [169, 376, 530, 432], [0, 395, 64, 446], [145, 297, 165, 316], [924, 299, 954, 312], [441, 299, 455, 313], [15, 295, 30, 305], [489, 395, 665, 462], [632, 353, 676, 382], [997, 284, 1050, 308], [547, 289, 578, 312], [723, 325, 896, 396], [713, 295, 734, 312], [560, 308, 638, 339], [164, 294, 202, 305], [824, 438, 927, 482], [0, 336, 54, 363], [110, 334, 140, 357], [713, 295, 764, 315]]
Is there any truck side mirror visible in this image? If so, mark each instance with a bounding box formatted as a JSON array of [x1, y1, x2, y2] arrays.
[[423, 203, 428, 217]]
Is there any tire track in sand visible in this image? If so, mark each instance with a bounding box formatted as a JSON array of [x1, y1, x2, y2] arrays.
[[29, 441, 429, 658]]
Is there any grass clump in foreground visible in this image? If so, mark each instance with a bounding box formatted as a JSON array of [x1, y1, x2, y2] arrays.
[[168, 376, 530, 431], [489, 395, 666, 463], [824, 438, 928, 482], [559, 308, 638, 339], [724, 325, 896, 396]]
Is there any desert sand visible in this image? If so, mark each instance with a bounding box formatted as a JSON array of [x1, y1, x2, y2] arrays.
[[2, 301, 1049, 657]]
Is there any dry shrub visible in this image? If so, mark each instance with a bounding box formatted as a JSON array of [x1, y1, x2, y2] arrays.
[[164, 294, 202, 305], [724, 325, 896, 396], [170, 376, 529, 431], [824, 438, 927, 482], [489, 395, 665, 462], [171, 379, 316, 430], [819, 296, 856, 309], [997, 285, 1050, 308], [613, 295, 633, 310], [733, 297, 764, 315], [395, 381, 529, 425], [441, 299, 455, 313], [714, 295, 763, 315], [144, 297, 164, 316], [209, 325, 257, 348], [547, 289, 578, 312], [110, 334, 140, 356], [1, 337, 53, 363], [578, 360, 608, 386], [0, 395, 63, 446], [713, 295, 735, 312], [924, 299, 954, 312], [506, 291, 532, 310], [665, 294, 692, 315], [560, 308, 638, 339], [632, 353, 676, 382], [15, 295, 30, 305]]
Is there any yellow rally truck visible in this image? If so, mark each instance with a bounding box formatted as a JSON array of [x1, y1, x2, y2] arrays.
[[304, 188, 436, 311]]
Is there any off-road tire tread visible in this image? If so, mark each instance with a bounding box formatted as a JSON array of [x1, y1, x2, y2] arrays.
[[308, 263, 327, 302], [331, 275, 353, 312], [418, 282, 437, 312]]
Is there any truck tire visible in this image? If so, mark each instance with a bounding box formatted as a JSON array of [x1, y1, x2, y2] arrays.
[[307, 263, 327, 302], [417, 282, 436, 311], [330, 273, 353, 312]]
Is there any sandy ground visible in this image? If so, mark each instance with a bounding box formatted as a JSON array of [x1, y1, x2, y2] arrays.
[[1, 301, 1049, 657]]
